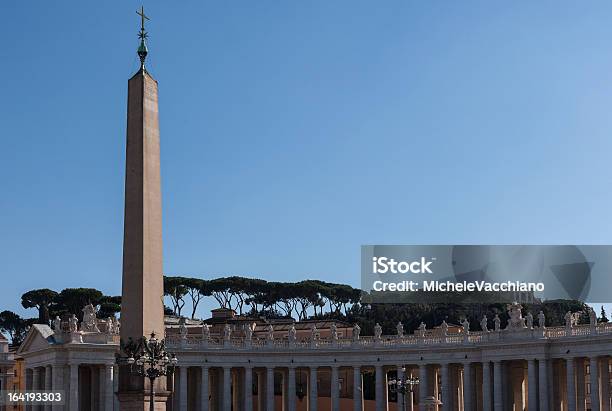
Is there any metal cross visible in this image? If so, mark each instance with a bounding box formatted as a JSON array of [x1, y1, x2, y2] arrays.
[[137, 6, 149, 32]]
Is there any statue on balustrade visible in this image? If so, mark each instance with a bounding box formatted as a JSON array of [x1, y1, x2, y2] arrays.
[[81, 304, 100, 332], [461, 318, 470, 334], [224, 324, 232, 341], [374, 323, 383, 340], [418, 322, 426, 337], [494, 314, 501, 332], [538, 311, 546, 328], [565, 311, 576, 328], [69, 314, 79, 333], [288, 323, 297, 343], [201, 323, 210, 340], [505, 303, 526, 330], [353, 324, 361, 341], [480, 315, 488, 332], [330, 322, 338, 341], [105, 318, 114, 335], [310, 324, 319, 342], [179, 317, 188, 339], [244, 322, 254, 341], [396, 321, 404, 338], [53, 316, 62, 333], [440, 320, 448, 336], [525, 312, 533, 329], [589, 307, 597, 325], [266, 324, 274, 341]]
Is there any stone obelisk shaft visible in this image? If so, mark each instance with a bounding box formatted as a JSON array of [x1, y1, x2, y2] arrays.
[[118, 68, 167, 410], [121, 69, 164, 341]]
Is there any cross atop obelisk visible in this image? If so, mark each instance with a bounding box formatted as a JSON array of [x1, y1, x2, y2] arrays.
[[118, 8, 169, 410], [136, 6, 150, 70]]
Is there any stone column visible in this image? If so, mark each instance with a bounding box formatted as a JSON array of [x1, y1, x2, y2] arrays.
[[493, 361, 503, 411], [256, 371, 264, 411], [419, 364, 428, 411], [539, 359, 549, 411], [51, 365, 64, 411], [567, 358, 577, 411], [286, 367, 296, 411], [309, 367, 318, 411], [527, 359, 537, 411], [591, 357, 601, 411], [201, 366, 209, 411], [244, 366, 253, 411], [267, 367, 275, 411], [601, 357, 610, 411], [179, 366, 188, 410], [43, 366, 52, 411], [69, 364, 78, 411], [482, 362, 491, 411], [353, 366, 362, 411], [577, 359, 586, 411], [397, 366, 405, 411], [462, 362, 472, 411], [222, 366, 232, 411], [103, 364, 113, 411], [32, 367, 41, 393], [375, 365, 385, 411], [441, 363, 451, 410], [331, 366, 340, 411], [113, 365, 119, 411]]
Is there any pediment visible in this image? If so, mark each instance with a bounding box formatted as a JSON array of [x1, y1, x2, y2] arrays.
[[17, 324, 55, 355]]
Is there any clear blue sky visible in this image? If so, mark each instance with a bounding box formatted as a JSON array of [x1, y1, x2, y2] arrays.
[[1, 2, 612, 319]]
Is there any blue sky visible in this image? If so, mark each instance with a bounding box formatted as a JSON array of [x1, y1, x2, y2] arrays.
[[1, 2, 612, 319]]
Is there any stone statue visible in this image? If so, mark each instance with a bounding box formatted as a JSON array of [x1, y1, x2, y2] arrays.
[[311, 324, 318, 342], [440, 320, 448, 336], [244, 322, 254, 341], [224, 324, 232, 341], [525, 312, 533, 329], [288, 323, 297, 343], [81, 304, 100, 332], [69, 314, 79, 333], [396, 321, 404, 338], [461, 318, 470, 334], [105, 318, 114, 335], [353, 324, 361, 341], [418, 322, 426, 337], [330, 323, 338, 341], [53, 316, 62, 332], [201, 323, 210, 339], [374, 323, 383, 340], [480, 315, 488, 332], [538, 311, 546, 328], [589, 307, 597, 325], [266, 324, 274, 341], [565, 311, 574, 328], [494, 314, 501, 332], [179, 317, 188, 338], [505, 303, 526, 330]]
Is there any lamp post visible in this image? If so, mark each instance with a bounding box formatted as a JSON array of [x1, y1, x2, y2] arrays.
[[116, 332, 178, 411], [387, 369, 420, 411]]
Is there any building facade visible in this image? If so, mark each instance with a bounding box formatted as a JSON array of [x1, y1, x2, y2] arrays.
[[15, 305, 612, 411]]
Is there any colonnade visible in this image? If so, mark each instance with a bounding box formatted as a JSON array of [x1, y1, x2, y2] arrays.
[[24, 363, 117, 411], [171, 355, 611, 411]]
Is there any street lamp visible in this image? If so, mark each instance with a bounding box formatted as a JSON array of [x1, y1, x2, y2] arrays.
[[387, 368, 420, 411], [117, 332, 178, 411]]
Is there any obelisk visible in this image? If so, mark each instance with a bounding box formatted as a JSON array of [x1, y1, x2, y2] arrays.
[[118, 8, 168, 410]]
